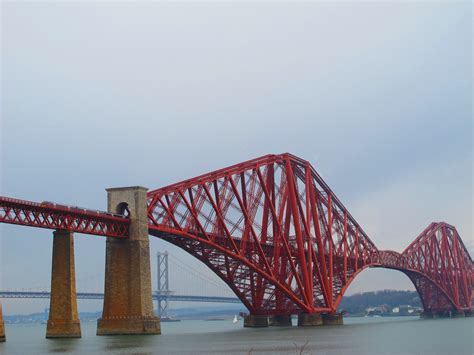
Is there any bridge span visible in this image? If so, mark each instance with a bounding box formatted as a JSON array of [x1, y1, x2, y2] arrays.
[[0, 153, 472, 340], [0, 291, 240, 304]]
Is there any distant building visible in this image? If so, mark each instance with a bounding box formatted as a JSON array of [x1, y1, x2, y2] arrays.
[[391, 305, 421, 316], [365, 304, 390, 316]]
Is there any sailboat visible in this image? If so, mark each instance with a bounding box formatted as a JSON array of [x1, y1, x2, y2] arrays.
[[232, 315, 238, 323]]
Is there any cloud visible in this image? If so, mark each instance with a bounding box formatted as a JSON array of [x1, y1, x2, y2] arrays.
[[1, 1, 471, 313]]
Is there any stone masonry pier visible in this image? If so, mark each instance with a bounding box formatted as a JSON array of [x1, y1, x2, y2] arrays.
[[97, 186, 160, 335], [46, 230, 81, 338]]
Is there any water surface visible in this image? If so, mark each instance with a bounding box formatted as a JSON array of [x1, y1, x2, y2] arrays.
[[1, 316, 472, 354]]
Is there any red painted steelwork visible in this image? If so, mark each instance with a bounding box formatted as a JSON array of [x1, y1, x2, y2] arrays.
[[147, 153, 380, 315], [0, 197, 129, 238], [1, 153, 472, 316], [147, 154, 473, 315], [400, 223, 473, 313]]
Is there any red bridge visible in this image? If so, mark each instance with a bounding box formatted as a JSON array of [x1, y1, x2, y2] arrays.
[[0, 153, 472, 338]]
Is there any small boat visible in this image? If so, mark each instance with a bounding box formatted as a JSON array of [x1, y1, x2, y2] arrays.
[[232, 315, 238, 323]]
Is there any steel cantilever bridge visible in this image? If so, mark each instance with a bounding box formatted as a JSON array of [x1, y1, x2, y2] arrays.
[[1, 153, 473, 319]]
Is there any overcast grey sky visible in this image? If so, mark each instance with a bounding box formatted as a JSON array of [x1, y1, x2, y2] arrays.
[[1, 1, 472, 314]]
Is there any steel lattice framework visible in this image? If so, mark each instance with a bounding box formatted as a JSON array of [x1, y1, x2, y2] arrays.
[[1, 153, 472, 315], [146, 153, 473, 315], [378, 222, 474, 314], [0, 197, 129, 238]]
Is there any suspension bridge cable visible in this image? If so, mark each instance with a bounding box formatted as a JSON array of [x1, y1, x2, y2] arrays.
[[168, 254, 232, 293]]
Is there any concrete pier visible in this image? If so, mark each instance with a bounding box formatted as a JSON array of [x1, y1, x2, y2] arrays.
[[269, 314, 292, 326], [297, 313, 323, 326], [46, 230, 81, 338], [436, 311, 451, 318], [0, 303, 5, 342], [421, 310, 450, 319], [451, 310, 465, 318], [420, 311, 434, 319], [243, 314, 268, 328], [97, 187, 160, 335], [322, 313, 344, 325]]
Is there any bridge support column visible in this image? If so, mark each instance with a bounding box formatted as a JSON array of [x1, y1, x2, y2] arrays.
[[243, 314, 268, 328], [46, 230, 81, 338], [451, 310, 465, 318], [297, 313, 322, 326], [0, 303, 5, 342], [420, 310, 434, 319], [434, 311, 450, 318], [97, 186, 160, 336], [269, 315, 292, 327], [421, 310, 450, 319], [322, 313, 344, 325]]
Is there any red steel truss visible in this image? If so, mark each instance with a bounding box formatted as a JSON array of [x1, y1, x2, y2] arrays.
[[0, 197, 129, 238], [147, 153, 473, 315], [399, 222, 472, 313], [1, 153, 472, 315], [377, 222, 473, 313]]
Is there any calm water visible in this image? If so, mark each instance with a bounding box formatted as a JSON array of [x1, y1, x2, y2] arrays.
[[1, 316, 473, 354]]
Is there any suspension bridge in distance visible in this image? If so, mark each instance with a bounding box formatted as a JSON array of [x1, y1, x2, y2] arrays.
[[0, 291, 240, 304], [0, 252, 241, 318], [0, 153, 472, 341]]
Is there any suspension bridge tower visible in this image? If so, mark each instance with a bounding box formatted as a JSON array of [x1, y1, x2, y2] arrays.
[[157, 251, 170, 318]]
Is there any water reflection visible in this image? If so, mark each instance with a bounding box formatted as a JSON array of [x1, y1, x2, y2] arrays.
[[101, 334, 154, 353], [1, 317, 472, 355], [46, 338, 81, 353]]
